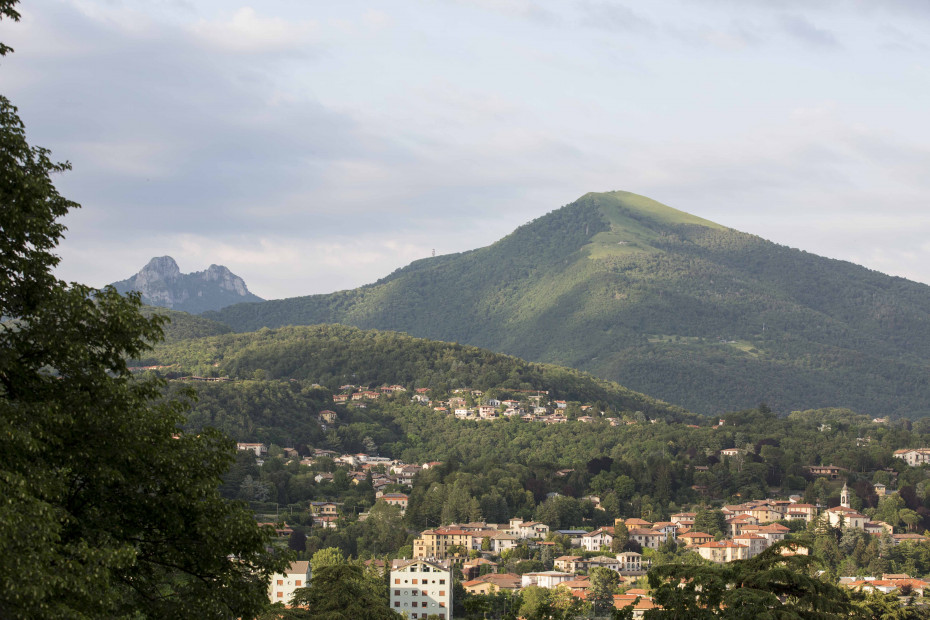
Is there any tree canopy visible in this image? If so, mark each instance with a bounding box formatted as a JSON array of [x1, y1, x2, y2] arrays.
[[0, 6, 286, 615]]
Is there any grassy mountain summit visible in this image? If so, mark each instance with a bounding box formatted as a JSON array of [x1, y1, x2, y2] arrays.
[[207, 191, 930, 417]]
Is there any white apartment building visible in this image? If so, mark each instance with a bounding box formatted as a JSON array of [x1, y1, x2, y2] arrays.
[[390, 560, 452, 619], [268, 560, 310, 604]]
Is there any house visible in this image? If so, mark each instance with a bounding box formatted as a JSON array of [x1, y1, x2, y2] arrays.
[[521, 571, 573, 589], [613, 593, 659, 618], [554, 555, 588, 572], [732, 534, 767, 557], [893, 449, 930, 467], [391, 559, 452, 620], [581, 527, 614, 552], [514, 520, 550, 539], [588, 555, 621, 571], [756, 523, 789, 546], [720, 448, 742, 457], [785, 504, 817, 522], [236, 442, 267, 457], [825, 506, 869, 530], [696, 540, 749, 563], [378, 492, 409, 514], [628, 528, 665, 550], [892, 533, 930, 545], [461, 558, 497, 581], [616, 551, 644, 574], [268, 560, 310, 604], [462, 573, 521, 594], [726, 514, 759, 537], [806, 465, 846, 479], [678, 531, 714, 547], [318, 410, 337, 424]]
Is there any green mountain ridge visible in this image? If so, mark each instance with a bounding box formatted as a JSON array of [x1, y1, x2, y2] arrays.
[[137, 323, 692, 423], [205, 191, 930, 417]]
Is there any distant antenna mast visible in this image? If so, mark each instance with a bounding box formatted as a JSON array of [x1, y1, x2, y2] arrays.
[[432, 249, 436, 258]]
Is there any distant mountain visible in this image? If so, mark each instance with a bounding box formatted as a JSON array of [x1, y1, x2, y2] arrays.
[[112, 256, 263, 314], [205, 191, 930, 418]]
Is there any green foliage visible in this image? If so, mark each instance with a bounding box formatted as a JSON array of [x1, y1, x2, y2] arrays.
[[138, 323, 692, 421], [0, 30, 285, 617], [645, 541, 856, 619], [140, 306, 232, 343], [207, 191, 930, 418], [290, 563, 402, 619]]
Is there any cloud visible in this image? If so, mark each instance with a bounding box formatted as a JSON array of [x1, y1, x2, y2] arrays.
[[190, 7, 318, 53], [575, 1, 654, 33], [778, 13, 840, 49]]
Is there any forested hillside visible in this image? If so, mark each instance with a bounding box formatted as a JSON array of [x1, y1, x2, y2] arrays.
[[206, 191, 930, 417], [136, 323, 691, 422]]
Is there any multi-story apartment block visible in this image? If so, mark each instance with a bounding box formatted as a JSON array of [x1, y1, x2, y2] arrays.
[[268, 560, 310, 604], [390, 560, 452, 619]]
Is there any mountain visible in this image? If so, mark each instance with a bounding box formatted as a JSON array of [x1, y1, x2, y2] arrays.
[[112, 256, 263, 314], [205, 191, 930, 418]]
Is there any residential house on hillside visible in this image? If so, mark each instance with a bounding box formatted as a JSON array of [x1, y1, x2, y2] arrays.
[[697, 540, 749, 563], [521, 571, 573, 589], [236, 442, 267, 457], [894, 449, 930, 466]]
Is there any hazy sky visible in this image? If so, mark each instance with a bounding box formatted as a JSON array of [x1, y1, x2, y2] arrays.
[[3, 0, 930, 300]]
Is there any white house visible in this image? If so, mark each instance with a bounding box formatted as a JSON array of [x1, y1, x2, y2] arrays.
[[391, 559, 452, 620], [521, 571, 573, 589]]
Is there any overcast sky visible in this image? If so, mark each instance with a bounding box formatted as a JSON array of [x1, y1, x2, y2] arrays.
[[3, 0, 930, 300]]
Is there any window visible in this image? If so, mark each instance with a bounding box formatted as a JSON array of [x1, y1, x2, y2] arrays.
[[276, 592, 283, 598], [440, 602, 446, 607], [277, 579, 283, 585], [439, 579, 446, 584], [439, 591, 445, 596], [295, 580, 301, 587], [412, 601, 418, 607], [412, 579, 418, 584], [394, 602, 399, 607], [394, 590, 400, 596], [394, 578, 400, 584]]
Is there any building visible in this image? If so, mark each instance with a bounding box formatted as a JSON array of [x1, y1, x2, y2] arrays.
[[236, 442, 268, 457], [581, 527, 615, 551], [413, 528, 474, 559], [521, 571, 573, 589], [893, 449, 930, 467], [268, 560, 310, 604], [696, 540, 749, 563], [616, 551, 644, 574], [378, 492, 409, 514], [391, 559, 452, 619], [462, 573, 522, 594]]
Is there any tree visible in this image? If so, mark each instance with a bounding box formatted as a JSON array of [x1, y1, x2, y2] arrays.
[[0, 6, 286, 616], [612, 521, 630, 553], [290, 563, 402, 620], [645, 541, 856, 619], [692, 505, 726, 538], [589, 566, 620, 616]]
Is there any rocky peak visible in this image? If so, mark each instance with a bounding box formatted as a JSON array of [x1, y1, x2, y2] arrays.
[[140, 256, 181, 280], [111, 257, 263, 313]]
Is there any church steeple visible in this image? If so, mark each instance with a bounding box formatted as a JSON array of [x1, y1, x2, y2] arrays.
[[840, 482, 850, 508]]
